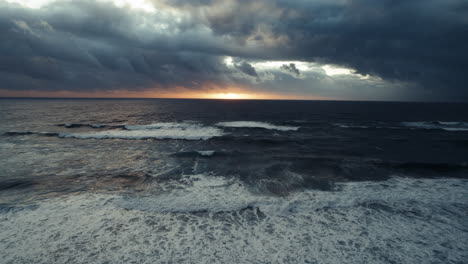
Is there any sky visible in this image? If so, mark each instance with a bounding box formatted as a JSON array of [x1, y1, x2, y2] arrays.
[[0, 0, 467, 101]]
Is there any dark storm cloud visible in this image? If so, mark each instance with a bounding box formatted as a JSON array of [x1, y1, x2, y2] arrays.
[[0, 0, 467, 100], [0, 0, 244, 92], [289, 0, 468, 100], [181, 0, 468, 100], [280, 63, 300, 77], [235, 62, 258, 77]]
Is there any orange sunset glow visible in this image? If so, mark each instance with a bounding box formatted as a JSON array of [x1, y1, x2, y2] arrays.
[[205, 93, 253, 100], [0, 89, 333, 100]]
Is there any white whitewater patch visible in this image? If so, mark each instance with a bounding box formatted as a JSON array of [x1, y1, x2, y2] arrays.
[[216, 121, 299, 131], [335, 121, 468, 131], [402, 121, 468, 131], [1, 176, 468, 263], [197, 150, 215, 156], [59, 122, 224, 140], [119, 174, 252, 213], [438, 121, 463, 125], [118, 175, 468, 216], [442, 127, 468, 131], [125, 122, 197, 130], [333, 123, 371, 129]]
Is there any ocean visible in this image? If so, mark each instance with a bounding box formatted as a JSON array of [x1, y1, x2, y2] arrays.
[[1, 98, 468, 263]]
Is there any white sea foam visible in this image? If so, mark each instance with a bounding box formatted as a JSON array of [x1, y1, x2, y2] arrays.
[[1, 176, 467, 263], [402, 121, 468, 131], [401, 121, 437, 129], [333, 123, 370, 129], [197, 150, 215, 156], [335, 121, 468, 131], [216, 121, 299, 131], [125, 122, 199, 130], [120, 175, 468, 216], [438, 121, 462, 125], [441, 128, 468, 131], [59, 123, 224, 140], [120, 174, 252, 213]]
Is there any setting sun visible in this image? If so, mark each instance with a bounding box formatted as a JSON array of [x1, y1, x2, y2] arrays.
[[207, 93, 252, 99]]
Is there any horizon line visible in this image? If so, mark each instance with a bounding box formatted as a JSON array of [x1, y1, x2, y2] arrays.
[[0, 96, 466, 103]]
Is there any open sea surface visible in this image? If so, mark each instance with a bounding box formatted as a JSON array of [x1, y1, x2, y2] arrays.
[[1, 99, 468, 263]]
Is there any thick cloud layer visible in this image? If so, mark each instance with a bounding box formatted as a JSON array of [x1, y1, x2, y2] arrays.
[[0, 0, 467, 100]]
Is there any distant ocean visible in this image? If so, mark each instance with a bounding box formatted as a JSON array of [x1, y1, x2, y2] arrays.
[[1, 98, 468, 263]]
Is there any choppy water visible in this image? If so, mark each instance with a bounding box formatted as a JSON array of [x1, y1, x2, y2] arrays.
[[1, 99, 468, 264]]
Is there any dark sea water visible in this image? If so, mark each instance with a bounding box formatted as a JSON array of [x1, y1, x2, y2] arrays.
[[1, 98, 468, 263]]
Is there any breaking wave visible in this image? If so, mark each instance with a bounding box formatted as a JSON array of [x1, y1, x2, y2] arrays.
[[401, 121, 468, 131], [334, 121, 468, 131], [197, 150, 215, 156], [216, 121, 300, 131], [333, 123, 373, 129], [59, 124, 223, 140], [125, 122, 200, 130], [4, 129, 223, 140], [3, 121, 303, 140]]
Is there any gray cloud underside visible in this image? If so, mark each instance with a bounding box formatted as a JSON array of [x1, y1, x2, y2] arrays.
[[0, 0, 467, 100], [281, 64, 300, 77]]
